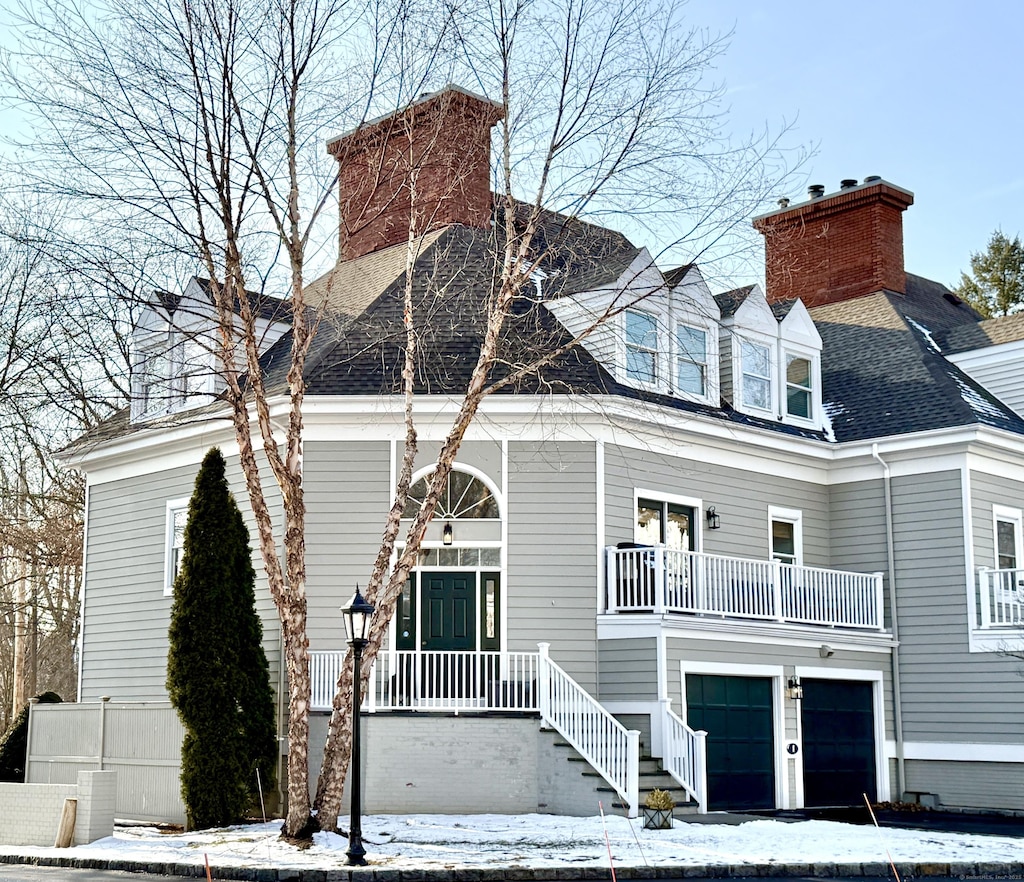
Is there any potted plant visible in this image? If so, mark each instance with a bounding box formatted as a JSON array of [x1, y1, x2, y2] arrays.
[[641, 788, 674, 830]]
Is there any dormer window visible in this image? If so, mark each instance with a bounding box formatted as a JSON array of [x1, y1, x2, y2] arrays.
[[676, 324, 707, 395], [740, 340, 772, 411], [136, 347, 175, 420], [625, 309, 658, 383], [785, 354, 813, 419]]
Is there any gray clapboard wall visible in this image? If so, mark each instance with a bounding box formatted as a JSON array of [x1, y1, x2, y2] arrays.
[[663, 636, 894, 738], [598, 637, 659, 702], [507, 441, 598, 690], [81, 455, 281, 702], [892, 469, 1024, 742], [603, 444, 830, 566], [303, 440, 392, 648]]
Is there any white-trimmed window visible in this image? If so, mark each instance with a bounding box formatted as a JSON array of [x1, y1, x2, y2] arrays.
[[625, 309, 658, 383], [769, 506, 803, 566], [785, 353, 813, 419], [994, 505, 1023, 571], [136, 348, 174, 419], [635, 491, 701, 551], [741, 340, 772, 411], [676, 323, 707, 396], [165, 499, 189, 595]]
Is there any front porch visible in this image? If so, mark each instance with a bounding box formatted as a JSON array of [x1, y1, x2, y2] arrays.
[[605, 545, 886, 631], [308, 645, 706, 817]]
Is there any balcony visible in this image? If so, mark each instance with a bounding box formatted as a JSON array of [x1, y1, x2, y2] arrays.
[[605, 545, 885, 631], [978, 567, 1024, 629]]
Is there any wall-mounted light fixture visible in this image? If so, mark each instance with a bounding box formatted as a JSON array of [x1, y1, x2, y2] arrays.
[[442, 522, 453, 546], [706, 506, 721, 530], [787, 676, 803, 701]]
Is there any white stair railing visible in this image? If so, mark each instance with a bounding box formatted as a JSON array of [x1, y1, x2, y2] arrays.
[[658, 698, 707, 813], [538, 643, 640, 817]]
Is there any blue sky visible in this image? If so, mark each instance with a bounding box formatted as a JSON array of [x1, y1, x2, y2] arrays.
[[683, 0, 1023, 288], [1, 1, 1018, 291]]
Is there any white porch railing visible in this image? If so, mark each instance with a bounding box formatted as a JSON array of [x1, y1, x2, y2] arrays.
[[538, 643, 640, 817], [309, 646, 703, 817], [978, 567, 1024, 628], [310, 650, 540, 713], [606, 545, 885, 630], [658, 698, 707, 812]]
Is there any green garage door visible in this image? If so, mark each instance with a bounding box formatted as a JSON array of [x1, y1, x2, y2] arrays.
[[801, 679, 876, 806], [686, 674, 774, 811]]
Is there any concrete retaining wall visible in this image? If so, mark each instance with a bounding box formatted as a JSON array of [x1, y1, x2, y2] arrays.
[[0, 770, 116, 846]]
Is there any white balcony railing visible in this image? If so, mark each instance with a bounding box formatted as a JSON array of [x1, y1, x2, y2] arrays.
[[606, 545, 885, 630], [978, 567, 1024, 628]]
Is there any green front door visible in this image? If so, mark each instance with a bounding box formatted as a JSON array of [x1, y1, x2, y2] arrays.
[[801, 679, 876, 806], [686, 674, 775, 810], [422, 572, 476, 651]]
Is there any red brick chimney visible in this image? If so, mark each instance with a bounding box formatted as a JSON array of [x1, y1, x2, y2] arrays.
[[327, 86, 505, 261], [752, 177, 915, 308]]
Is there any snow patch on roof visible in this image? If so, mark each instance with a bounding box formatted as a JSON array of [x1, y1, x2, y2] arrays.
[[953, 374, 1012, 421], [905, 316, 941, 353]]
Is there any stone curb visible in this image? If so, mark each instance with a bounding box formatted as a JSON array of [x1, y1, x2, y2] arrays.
[[2, 854, 1022, 880]]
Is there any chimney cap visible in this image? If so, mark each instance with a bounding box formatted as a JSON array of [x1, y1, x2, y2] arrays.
[[840, 178, 858, 189], [752, 177, 914, 224], [325, 84, 504, 152]]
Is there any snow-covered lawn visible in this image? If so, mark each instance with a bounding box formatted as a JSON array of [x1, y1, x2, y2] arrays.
[[3, 813, 1024, 873]]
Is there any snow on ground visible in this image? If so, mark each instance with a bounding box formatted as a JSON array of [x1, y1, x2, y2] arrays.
[[3, 813, 1024, 873]]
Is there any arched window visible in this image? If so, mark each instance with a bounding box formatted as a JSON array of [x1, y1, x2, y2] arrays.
[[402, 469, 499, 520]]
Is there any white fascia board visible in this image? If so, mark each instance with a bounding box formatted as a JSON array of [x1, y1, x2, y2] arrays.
[[64, 390, 834, 489], [947, 339, 1024, 371], [67, 420, 237, 484], [597, 614, 895, 652], [966, 449, 1024, 485], [618, 247, 662, 294], [902, 741, 1024, 763], [830, 425, 1024, 483]]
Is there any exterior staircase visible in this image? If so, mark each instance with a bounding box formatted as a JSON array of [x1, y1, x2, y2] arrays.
[[554, 739, 701, 816]]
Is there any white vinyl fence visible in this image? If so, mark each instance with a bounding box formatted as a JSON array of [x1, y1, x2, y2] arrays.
[[27, 699, 185, 825]]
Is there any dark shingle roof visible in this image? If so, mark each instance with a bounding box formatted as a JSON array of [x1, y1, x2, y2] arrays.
[[938, 311, 1024, 355], [811, 290, 1024, 442], [663, 264, 694, 288], [714, 285, 756, 318], [257, 212, 639, 399]]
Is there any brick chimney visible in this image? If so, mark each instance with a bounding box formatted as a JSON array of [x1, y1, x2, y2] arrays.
[[327, 86, 504, 261], [752, 177, 915, 308]]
